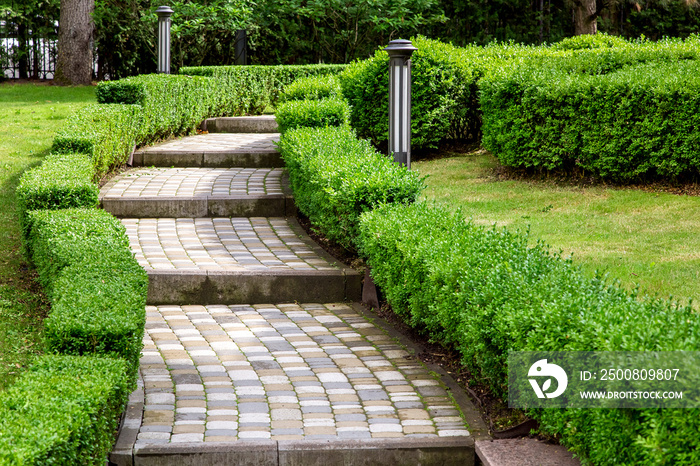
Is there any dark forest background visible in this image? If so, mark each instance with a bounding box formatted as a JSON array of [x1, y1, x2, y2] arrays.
[[2, 0, 699, 79]]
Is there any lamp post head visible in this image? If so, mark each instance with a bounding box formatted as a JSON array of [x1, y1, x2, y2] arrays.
[[156, 5, 174, 17], [384, 39, 417, 59]]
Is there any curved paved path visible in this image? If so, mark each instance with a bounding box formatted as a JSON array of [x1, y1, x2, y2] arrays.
[[105, 117, 478, 466]]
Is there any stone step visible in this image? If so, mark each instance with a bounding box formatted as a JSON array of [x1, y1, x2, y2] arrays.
[[476, 439, 581, 466], [100, 168, 295, 218], [122, 217, 361, 305], [203, 115, 279, 133], [133, 133, 283, 168], [109, 303, 476, 466]]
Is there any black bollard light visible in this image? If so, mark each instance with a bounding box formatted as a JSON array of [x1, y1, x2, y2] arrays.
[[384, 39, 417, 169], [235, 29, 248, 65], [156, 6, 174, 74]]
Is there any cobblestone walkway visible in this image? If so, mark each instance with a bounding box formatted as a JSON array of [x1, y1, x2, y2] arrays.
[[102, 168, 284, 198], [107, 118, 475, 465], [138, 303, 467, 446], [137, 133, 280, 154], [123, 217, 338, 272]]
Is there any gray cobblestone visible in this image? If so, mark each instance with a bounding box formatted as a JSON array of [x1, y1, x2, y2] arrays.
[[135, 303, 469, 448], [123, 217, 338, 272]]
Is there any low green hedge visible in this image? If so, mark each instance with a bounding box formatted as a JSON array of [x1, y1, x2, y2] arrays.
[[357, 202, 700, 465], [25, 208, 131, 296], [181, 64, 347, 114], [481, 59, 700, 181], [16, 152, 99, 229], [96, 74, 223, 144], [52, 104, 142, 179], [339, 36, 549, 150], [278, 126, 424, 249], [0, 355, 130, 465], [340, 35, 700, 153], [46, 259, 147, 377], [275, 98, 350, 134], [279, 74, 342, 102]]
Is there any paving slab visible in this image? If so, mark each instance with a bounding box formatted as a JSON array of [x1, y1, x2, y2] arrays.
[[110, 303, 474, 466], [121, 217, 361, 304], [476, 438, 581, 466], [101, 168, 294, 218], [133, 133, 283, 168]]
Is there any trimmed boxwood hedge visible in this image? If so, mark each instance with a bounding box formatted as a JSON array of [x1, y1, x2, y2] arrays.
[[339, 36, 551, 150], [481, 53, 700, 181], [0, 355, 131, 465], [278, 126, 424, 250], [279, 74, 342, 103], [51, 103, 142, 179], [25, 208, 131, 296], [550, 32, 630, 51], [275, 98, 350, 134], [16, 152, 99, 229], [180, 64, 347, 115], [357, 202, 700, 465], [46, 258, 147, 377], [96, 74, 224, 144]]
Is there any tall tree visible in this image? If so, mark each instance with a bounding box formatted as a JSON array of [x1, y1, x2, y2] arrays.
[[55, 0, 94, 85], [572, 0, 602, 34]]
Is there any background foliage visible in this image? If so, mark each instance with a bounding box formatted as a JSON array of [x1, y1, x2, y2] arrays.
[[4, 0, 700, 79]]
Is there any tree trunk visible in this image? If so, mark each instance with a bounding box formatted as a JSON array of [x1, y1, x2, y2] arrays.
[[17, 24, 28, 79], [55, 0, 94, 85], [573, 0, 597, 35]]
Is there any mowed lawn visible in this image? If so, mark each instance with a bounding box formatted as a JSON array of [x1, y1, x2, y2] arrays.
[[0, 82, 95, 390], [414, 150, 700, 306]]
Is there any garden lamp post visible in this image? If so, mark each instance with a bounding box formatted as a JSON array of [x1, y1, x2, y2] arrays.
[[156, 6, 174, 74], [235, 29, 248, 65], [385, 39, 417, 169]]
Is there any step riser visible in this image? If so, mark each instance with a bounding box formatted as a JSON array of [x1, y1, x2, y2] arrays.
[[204, 116, 278, 133], [124, 438, 474, 466], [146, 271, 362, 305], [102, 197, 295, 218], [133, 151, 284, 168]]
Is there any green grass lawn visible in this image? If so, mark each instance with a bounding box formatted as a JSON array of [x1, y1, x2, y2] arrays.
[[414, 149, 700, 306], [0, 82, 95, 391]]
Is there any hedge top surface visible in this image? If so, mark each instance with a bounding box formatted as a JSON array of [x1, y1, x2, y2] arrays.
[[181, 64, 348, 76], [0, 355, 130, 465], [279, 74, 342, 102]]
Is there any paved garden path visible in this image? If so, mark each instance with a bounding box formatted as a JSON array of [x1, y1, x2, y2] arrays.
[[103, 117, 479, 466]]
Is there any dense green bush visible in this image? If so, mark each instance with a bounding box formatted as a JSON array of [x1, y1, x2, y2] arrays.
[[278, 126, 424, 249], [181, 64, 347, 114], [0, 355, 130, 465], [96, 74, 224, 143], [339, 36, 546, 149], [52, 104, 142, 179], [16, 153, 99, 228], [550, 32, 630, 50], [481, 59, 700, 180], [357, 202, 700, 465], [275, 98, 350, 134], [46, 259, 147, 377], [279, 74, 342, 102], [25, 208, 132, 295]]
